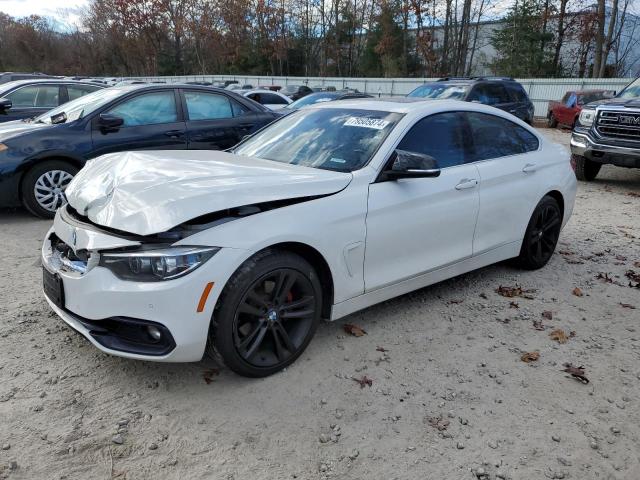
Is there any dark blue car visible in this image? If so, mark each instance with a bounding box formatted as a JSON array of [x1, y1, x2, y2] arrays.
[[0, 84, 277, 218]]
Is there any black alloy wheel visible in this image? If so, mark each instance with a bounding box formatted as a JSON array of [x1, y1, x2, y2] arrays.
[[208, 250, 322, 377], [516, 196, 562, 270]]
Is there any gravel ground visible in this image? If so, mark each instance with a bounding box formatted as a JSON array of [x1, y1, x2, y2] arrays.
[[1, 128, 639, 480]]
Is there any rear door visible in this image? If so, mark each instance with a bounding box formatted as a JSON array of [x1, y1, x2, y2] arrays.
[[2, 83, 61, 121], [90, 89, 187, 157], [182, 89, 266, 150], [464, 111, 541, 254]]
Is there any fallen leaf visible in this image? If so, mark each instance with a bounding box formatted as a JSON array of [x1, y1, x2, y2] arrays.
[[352, 375, 373, 388], [565, 259, 584, 265], [549, 329, 569, 344], [376, 346, 389, 352], [620, 303, 636, 309], [558, 250, 574, 256], [509, 301, 519, 309], [448, 299, 463, 304], [634, 261, 640, 268], [596, 272, 614, 283], [496, 285, 536, 299], [625, 270, 640, 283], [202, 368, 220, 384], [627, 192, 640, 198], [496, 318, 511, 324], [521, 351, 540, 363], [344, 324, 367, 337], [533, 320, 546, 331], [615, 255, 627, 261], [572, 287, 583, 297], [542, 310, 553, 320], [562, 363, 589, 384], [479, 293, 488, 299], [427, 415, 450, 431]]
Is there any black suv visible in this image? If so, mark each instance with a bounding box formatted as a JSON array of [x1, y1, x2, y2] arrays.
[[570, 77, 640, 181], [408, 77, 535, 124]]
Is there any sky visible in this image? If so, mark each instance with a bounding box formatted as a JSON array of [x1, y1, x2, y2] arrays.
[[0, 0, 88, 29]]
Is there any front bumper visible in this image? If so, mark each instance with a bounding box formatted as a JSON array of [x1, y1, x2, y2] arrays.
[[41, 215, 249, 362], [570, 132, 640, 168]]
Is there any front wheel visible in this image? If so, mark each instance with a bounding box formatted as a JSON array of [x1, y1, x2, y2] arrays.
[[21, 160, 78, 218], [547, 113, 558, 128], [207, 250, 322, 377], [574, 155, 601, 181], [516, 196, 562, 270]]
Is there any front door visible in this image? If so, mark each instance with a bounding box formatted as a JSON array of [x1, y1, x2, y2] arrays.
[[364, 112, 480, 292], [91, 90, 187, 157], [1, 84, 61, 122]]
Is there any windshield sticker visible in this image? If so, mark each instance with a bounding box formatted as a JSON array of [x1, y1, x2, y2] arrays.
[[344, 117, 390, 129], [329, 157, 347, 164]]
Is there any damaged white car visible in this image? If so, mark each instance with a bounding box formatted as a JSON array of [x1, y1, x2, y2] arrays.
[[42, 99, 576, 377]]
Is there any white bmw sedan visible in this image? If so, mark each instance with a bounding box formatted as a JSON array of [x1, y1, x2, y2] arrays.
[[42, 99, 576, 377]]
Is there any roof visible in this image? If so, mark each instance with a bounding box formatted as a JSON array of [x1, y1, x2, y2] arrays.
[[311, 97, 465, 114], [0, 79, 107, 92]]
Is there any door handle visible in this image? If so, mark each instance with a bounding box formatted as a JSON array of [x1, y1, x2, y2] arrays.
[[165, 130, 184, 138], [522, 163, 537, 173], [455, 178, 478, 190]]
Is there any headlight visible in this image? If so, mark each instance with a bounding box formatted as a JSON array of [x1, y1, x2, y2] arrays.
[[578, 109, 596, 127], [0, 143, 8, 153], [99, 246, 219, 282]]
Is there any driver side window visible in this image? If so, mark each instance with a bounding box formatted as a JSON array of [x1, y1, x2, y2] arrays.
[[396, 112, 468, 168], [106, 91, 178, 127]]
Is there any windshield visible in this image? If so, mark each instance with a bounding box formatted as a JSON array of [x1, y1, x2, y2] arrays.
[[618, 78, 640, 99], [234, 108, 402, 172], [33, 87, 127, 124], [408, 83, 469, 100], [285, 92, 338, 110]]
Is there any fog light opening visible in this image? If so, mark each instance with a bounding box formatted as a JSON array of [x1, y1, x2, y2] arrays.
[[147, 326, 162, 342]]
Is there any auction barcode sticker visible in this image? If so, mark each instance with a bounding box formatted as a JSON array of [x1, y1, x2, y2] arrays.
[[344, 117, 389, 129]]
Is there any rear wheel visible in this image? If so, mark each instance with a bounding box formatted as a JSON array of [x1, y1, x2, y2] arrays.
[[516, 196, 562, 270], [547, 113, 558, 128], [574, 155, 601, 181], [21, 160, 78, 219], [207, 250, 322, 377]]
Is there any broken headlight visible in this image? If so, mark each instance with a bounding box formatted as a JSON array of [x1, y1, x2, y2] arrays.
[[99, 246, 219, 282]]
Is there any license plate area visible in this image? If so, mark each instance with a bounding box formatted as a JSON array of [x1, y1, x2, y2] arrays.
[[43, 268, 65, 309]]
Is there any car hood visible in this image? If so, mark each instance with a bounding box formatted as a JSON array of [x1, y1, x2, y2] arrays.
[[65, 150, 353, 236], [0, 119, 50, 142], [585, 97, 640, 109]]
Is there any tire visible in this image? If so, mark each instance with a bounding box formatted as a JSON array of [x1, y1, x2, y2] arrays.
[[516, 195, 562, 270], [206, 249, 323, 377], [574, 155, 601, 181], [21, 160, 78, 219], [547, 113, 558, 128]]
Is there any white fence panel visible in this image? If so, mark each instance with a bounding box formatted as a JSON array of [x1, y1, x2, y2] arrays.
[[119, 75, 633, 117]]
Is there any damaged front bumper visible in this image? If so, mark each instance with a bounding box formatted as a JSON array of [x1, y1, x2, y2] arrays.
[[41, 209, 249, 362]]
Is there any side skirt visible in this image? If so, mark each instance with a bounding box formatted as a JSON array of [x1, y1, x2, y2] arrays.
[[330, 241, 521, 321]]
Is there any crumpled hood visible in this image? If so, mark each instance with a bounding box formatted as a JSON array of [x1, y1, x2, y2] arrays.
[[0, 119, 50, 142], [65, 150, 352, 236]]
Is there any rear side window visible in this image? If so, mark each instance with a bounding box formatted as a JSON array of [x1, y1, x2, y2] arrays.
[[185, 91, 233, 120], [466, 112, 539, 161], [468, 84, 510, 105], [261, 93, 288, 105], [106, 91, 178, 126], [507, 84, 530, 103], [7, 85, 60, 108], [67, 85, 102, 101], [396, 112, 468, 168]]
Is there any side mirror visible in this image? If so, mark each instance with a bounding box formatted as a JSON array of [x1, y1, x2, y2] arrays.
[[0, 98, 12, 112], [382, 150, 441, 181], [98, 113, 124, 131]]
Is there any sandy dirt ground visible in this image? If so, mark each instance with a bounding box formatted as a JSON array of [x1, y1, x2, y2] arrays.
[[0, 128, 639, 480]]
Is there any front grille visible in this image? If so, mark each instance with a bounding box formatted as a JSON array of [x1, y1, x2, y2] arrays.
[[596, 111, 640, 141]]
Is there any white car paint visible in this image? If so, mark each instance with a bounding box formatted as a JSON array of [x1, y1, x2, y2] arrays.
[[242, 89, 292, 110], [42, 99, 577, 363]]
